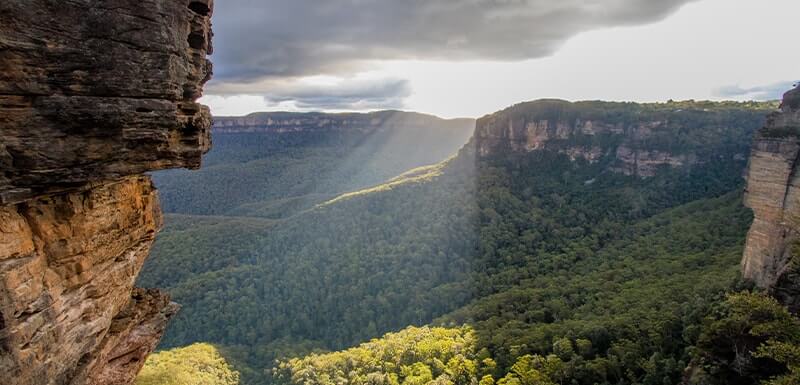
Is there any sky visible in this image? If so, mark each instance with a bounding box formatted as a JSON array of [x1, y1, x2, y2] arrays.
[[201, 0, 799, 118]]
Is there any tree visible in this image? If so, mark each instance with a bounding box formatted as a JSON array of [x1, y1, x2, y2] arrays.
[[136, 343, 240, 385], [694, 292, 800, 385], [401, 363, 433, 385], [552, 339, 574, 361]]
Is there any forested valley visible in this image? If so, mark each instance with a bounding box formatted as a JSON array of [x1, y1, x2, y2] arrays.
[[136, 102, 800, 385], [151, 111, 475, 219]]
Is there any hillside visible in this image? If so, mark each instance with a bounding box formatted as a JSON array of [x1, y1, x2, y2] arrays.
[[152, 110, 475, 218], [138, 100, 777, 385]]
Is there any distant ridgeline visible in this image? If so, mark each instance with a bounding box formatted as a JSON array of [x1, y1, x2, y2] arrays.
[[152, 110, 475, 218], [139, 100, 781, 385]]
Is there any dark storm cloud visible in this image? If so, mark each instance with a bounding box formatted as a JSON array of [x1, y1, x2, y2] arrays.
[[262, 78, 412, 110], [715, 81, 799, 101], [207, 0, 697, 109]]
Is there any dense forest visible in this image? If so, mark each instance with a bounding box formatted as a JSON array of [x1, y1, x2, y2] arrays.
[[151, 111, 474, 218], [137, 102, 793, 385], [275, 291, 800, 385]]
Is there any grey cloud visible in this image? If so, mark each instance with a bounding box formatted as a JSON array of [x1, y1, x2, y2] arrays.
[[256, 77, 412, 110], [214, 78, 411, 110], [209, 0, 697, 88], [715, 81, 799, 101]]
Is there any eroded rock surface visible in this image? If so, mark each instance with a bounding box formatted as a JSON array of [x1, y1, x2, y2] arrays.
[[0, 0, 214, 204], [742, 85, 800, 311], [0, 1, 213, 384], [0, 177, 165, 384], [475, 99, 770, 177]]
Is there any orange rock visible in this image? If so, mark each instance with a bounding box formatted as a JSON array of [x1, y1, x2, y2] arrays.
[[0, 1, 213, 384]]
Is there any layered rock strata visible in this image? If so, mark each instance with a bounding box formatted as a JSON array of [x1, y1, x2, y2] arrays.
[[742, 85, 800, 311], [0, 0, 214, 204], [474, 99, 770, 177], [0, 1, 213, 384]]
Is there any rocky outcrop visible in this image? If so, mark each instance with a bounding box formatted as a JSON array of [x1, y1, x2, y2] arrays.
[[81, 288, 179, 385], [609, 146, 698, 177], [0, 1, 213, 384], [475, 99, 772, 177], [742, 85, 800, 311], [0, 177, 165, 384], [0, 0, 214, 204]]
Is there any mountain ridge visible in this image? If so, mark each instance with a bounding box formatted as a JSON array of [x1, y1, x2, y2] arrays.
[[212, 110, 475, 134]]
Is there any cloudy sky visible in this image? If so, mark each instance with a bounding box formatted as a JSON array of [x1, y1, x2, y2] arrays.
[[202, 0, 799, 118]]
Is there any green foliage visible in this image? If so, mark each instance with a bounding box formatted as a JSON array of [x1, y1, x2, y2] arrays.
[[441, 183, 751, 385], [152, 113, 473, 218], [692, 292, 800, 385], [274, 326, 578, 385], [495, 99, 777, 124], [136, 343, 240, 385], [499, 354, 565, 385], [754, 341, 800, 385], [274, 326, 478, 385], [551, 338, 573, 361], [139, 101, 773, 385], [320, 161, 448, 206]]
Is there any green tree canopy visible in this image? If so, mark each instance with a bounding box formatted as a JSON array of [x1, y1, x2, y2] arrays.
[[136, 343, 240, 385]]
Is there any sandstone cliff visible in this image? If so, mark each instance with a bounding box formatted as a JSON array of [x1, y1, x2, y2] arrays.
[[0, 1, 213, 384], [0, 0, 213, 205], [742, 85, 800, 311], [474, 99, 772, 177]]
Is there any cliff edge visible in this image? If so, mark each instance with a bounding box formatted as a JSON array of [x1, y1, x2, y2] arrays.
[[742, 85, 800, 311], [474, 99, 772, 177], [0, 1, 213, 384]]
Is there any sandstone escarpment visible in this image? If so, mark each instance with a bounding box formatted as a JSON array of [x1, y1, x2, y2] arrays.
[[475, 99, 771, 177], [742, 85, 800, 311], [0, 1, 213, 384]]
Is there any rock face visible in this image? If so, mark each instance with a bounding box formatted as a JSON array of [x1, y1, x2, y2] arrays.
[[0, 0, 214, 204], [0, 177, 168, 384], [742, 85, 800, 311], [475, 99, 771, 177], [0, 1, 213, 384]]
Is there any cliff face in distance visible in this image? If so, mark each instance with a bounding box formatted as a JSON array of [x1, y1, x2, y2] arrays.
[[742, 85, 800, 311], [475, 99, 774, 177], [0, 1, 213, 384]]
